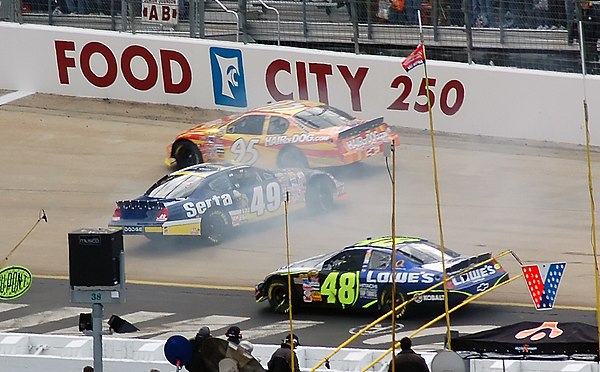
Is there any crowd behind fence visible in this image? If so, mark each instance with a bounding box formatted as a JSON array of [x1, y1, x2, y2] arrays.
[[2, 0, 600, 74]]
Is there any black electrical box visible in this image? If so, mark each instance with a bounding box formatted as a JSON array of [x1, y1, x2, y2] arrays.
[[68, 228, 123, 287]]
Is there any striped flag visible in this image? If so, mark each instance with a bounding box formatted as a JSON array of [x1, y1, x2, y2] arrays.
[[521, 262, 566, 310], [402, 44, 425, 72]]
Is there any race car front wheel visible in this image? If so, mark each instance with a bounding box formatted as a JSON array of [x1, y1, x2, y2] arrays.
[[267, 278, 291, 314], [201, 209, 231, 245], [173, 140, 203, 170], [379, 287, 408, 319]]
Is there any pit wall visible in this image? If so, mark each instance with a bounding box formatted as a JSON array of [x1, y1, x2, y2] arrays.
[[1, 22, 598, 146], [0, 333, 598, 372]]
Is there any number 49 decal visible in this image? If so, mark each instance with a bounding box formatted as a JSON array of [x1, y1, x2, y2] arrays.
[[320, 271, 360, 307]]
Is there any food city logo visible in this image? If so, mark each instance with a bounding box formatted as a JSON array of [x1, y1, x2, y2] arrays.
[[54, 40, 192, 93], [0, 266, 33, 300], [264, 134, 331, 147], [210, 47, 247, 108]]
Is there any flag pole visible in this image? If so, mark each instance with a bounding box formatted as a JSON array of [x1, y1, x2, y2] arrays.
[[284, 191, 296, 372], [577, 19, 600, 359], [417, 10, 452, 350]]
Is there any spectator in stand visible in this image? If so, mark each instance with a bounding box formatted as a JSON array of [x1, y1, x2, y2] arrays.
[[267, 334, 301, 372], [532, 0, 550, 29], [387, 0, 406, 24], [472, 0, 494, 27], [404, 0, 419, 24], [387, 337, 430, 372], [579, 1, 600, 73], [77, 0, 89, 14]]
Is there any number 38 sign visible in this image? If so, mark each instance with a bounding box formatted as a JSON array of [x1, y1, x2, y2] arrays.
[[142, 0, 179, 26]]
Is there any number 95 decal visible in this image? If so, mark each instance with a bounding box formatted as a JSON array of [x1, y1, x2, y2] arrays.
[[388, 76, 465, 116]]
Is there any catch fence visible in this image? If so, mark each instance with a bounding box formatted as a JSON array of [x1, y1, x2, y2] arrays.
[[1, 0, 600, 73]]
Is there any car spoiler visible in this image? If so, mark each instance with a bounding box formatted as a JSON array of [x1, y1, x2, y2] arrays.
[[446, 252, 493, 274], [338, 117, 385, 139]]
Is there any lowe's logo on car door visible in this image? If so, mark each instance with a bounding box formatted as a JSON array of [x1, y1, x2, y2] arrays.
[[210, 47, 247, 108]]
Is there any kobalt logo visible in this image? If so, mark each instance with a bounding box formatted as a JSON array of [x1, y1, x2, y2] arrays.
[[79, 236, 101, 245], [347, 131, 389, 150], [265, 134, 330, 147], [414, 294, 445, 303]]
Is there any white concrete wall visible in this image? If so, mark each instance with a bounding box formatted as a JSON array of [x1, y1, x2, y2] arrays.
[[1, 22, 599, 146], [1, 333, 598, 372]]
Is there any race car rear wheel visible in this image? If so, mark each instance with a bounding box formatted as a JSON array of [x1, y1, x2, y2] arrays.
[[306, 177, 335, 212], [277, 147, 308, 169], [379, 287, 408, 319], [173, 140, 203, 170], [267, 278, 291, 314], [201, 209, 231, 245]]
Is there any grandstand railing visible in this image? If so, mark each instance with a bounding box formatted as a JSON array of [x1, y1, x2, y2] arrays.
[[1, 0, 599, 73]]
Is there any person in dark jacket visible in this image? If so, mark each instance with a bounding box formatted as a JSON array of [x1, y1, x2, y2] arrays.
[[267, 334, 301, 372], [387, 337, 430, 372], [186, 326, 212, 372]]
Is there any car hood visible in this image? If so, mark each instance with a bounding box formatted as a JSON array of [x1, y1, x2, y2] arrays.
[[179, 115, 239, 136], [267, 252, 336, 276]]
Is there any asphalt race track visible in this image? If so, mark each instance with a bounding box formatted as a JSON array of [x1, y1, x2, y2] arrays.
[[1, 92, 600, 345]]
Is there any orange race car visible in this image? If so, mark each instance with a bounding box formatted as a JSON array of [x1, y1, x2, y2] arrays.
[[165, 100, 400, 170]]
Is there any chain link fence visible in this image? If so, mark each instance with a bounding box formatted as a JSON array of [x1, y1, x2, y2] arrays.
[[1, 0, 600, 73]]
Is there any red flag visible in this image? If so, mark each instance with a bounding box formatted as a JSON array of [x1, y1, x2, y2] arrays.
[[402, 44, 425, 72]]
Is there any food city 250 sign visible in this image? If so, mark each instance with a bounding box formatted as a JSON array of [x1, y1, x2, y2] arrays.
[[53, 41, 465, 115]]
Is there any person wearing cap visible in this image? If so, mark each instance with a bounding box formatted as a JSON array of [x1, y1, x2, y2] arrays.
[[387, 337, 430, 372], [226, 326, 243, 345], [186, 326, 212, 372], [267, 334, 301, 372]]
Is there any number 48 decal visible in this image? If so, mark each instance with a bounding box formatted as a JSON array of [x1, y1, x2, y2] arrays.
[[320, 271, 360, 306]]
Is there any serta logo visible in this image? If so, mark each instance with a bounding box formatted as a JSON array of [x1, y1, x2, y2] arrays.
[[210, 47, 247, 108]]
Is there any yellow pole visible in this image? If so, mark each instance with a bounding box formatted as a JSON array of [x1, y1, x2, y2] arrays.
[[421, 41, 452, 350], [578, 19, 600, 357], [284, 191, 296, 372], [390, 140, 397, 371]]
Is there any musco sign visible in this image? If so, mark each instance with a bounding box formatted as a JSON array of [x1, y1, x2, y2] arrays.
[[0, 266, 33, 300]]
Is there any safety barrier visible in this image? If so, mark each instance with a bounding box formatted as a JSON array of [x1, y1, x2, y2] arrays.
[[1, 332, 598, 372]]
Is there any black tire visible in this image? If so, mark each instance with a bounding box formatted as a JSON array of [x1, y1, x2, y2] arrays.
[[379, 286, 408, 319], [201, 209, 231, 245], [173, 140, 203, 170], [306, 177, 335, 212], [277, 147, 308, 169], [267, 278, 291, 314]]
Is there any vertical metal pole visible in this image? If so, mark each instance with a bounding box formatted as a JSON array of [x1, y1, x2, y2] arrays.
[[190, 0, 196, 37], [121, 0, 127, 31], [302, 0, 307, 37], [350, 0, 359, 53], [198, 0, 205, 37], [463, 0, 473, 63], [92, 303, 104, 372]]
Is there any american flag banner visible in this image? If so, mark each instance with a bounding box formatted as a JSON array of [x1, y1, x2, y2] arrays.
[[521, 262, 566, 310], [401, 44, 425, 72]]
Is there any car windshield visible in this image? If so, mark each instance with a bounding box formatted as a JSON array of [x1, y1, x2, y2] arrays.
[[397, 242, 461, 264], [294, 106, 354, 129], [146, 174, 206, 199]]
